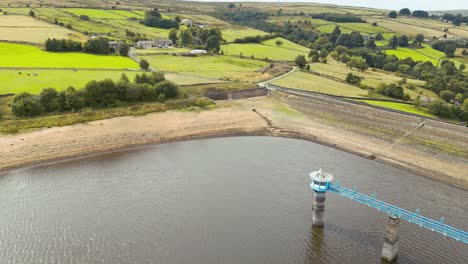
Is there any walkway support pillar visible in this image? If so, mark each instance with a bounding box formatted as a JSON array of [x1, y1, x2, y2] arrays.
[[312, 191, 326, 227], [381, 215, 401, 263]]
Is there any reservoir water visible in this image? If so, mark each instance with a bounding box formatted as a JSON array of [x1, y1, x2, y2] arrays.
[[0, 137, 467, 263]]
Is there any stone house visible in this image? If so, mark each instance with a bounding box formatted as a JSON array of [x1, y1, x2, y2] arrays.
[[136, 39, 173, 49], [109, 41, 125, 52]]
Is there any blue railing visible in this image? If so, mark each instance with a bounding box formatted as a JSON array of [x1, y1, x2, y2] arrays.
[[328, 183, 468, 244]]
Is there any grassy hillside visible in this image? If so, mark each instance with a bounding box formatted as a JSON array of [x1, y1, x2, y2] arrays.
[[0, 15, 86, 44], [273, 71, 368, 97], [135, 54, 268, 82], [222, 37, 309, 61]]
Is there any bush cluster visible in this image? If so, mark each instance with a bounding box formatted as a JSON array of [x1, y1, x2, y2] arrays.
[[345, 73, 362, 85], [233, 34, 278, 43], [45, 38, 82, 52], [12, 72, 180, 117], [376, 83, 408, 100]]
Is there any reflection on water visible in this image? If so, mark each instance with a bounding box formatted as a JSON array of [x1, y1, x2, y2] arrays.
[[0, 137, 467, 264]]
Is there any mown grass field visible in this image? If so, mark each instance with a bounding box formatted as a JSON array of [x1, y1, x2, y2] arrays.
[[0, 42, 138, 69], [362, 16, 464, 38], [222, 28, 268, 42], [107, 9, 144, 19], [272, 71, 368, 97], [315, 22, 390, 35], [358, 100, 437, 118], [136, 54, 268, 82], [221, 37, 309, 61], [0, 69, 145, 94], [0, 15, 86, 44]]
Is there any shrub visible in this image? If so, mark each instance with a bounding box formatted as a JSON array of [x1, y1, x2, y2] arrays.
[[139, 59, 150, 70], [119, 43, 129, 56], [377, 83, 405, 99], [345, 72, 362, 85], [295, 55, 307, 69], [439, 90, 455, 102], [155, 81, 179, 101], [429, 100, 453, 118], [195, 97, 215, 108], [84, 37, 111, 54], [135, 72, 165, 85], [79, 15, 90, 21], [12, 93, 43, 117], [40, 88, 61, 112]]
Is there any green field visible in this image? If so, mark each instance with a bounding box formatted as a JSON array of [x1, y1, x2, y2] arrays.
[[223, 28, 268, 42], [358, 100, 437, 118], [336, 23, 390, 34], [107, 10, 144, 19], [0, 42, 138, 69], [61, 8, 129, 19], [136, 54, 268, 81], [221, 37, 309, 61], [315, 24, 352, 34], [0, 69, 225, 95], [272, 71, 368, 97], [0, 69, 145, 94]]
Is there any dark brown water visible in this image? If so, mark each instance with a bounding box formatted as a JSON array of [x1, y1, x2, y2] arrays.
[[0, 137, 467, 264]]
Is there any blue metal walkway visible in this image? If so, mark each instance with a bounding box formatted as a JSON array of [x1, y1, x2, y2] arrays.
[[328, 183, 468, 244]]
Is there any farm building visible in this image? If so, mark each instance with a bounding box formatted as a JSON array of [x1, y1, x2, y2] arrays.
[[136, 39, 173, 49], [109, 41, 125, 52]]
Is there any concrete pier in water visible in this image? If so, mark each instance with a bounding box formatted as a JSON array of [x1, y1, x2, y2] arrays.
[[312, 191, 326, 227], [381, 215, 401, 262]]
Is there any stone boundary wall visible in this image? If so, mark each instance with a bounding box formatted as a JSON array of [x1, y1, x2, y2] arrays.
[[205, 88, 267, 101]]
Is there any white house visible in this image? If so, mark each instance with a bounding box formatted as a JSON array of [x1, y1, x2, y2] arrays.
[[190, 49, 208, 55]]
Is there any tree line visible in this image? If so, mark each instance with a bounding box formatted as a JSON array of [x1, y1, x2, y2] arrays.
[[389, 8, 468, 26], [45, 37, 129, 56], [11, 72, 180, 117], [312, 13, 366, 23], [389, 9, 429, 19]]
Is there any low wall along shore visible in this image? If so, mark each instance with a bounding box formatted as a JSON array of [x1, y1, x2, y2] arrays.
[[205, 88, 268, 101]]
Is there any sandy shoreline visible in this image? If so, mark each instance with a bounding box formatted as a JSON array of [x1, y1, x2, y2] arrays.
[[1, 97, 467, 190]]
